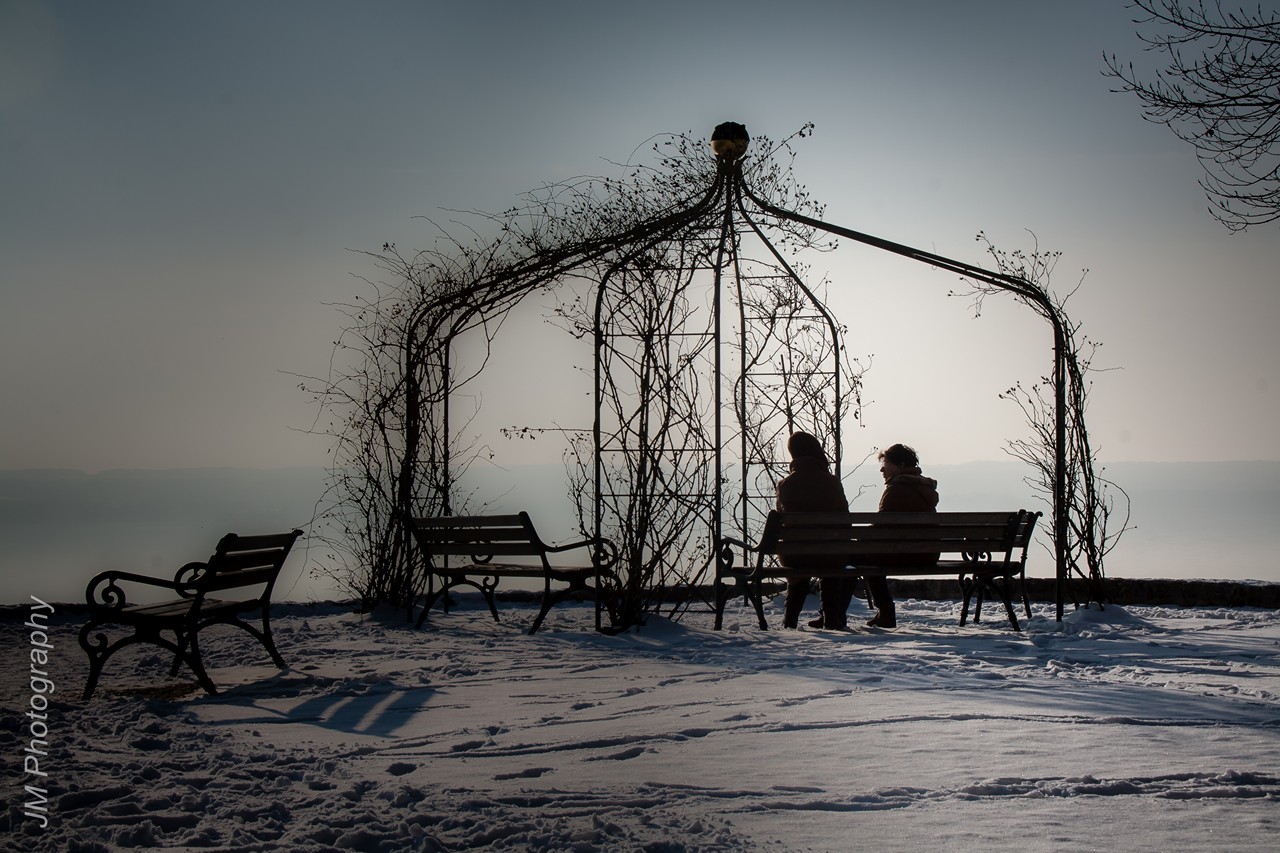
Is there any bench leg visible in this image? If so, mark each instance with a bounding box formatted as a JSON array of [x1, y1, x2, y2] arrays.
[[960, 575, 1022, 631], [184, 629, 220, 694], [258, 605, 286, 668], [749, 579, 768, 630], [995, 578, 1021, 631], [414, 575, 446, 628], [81, 634, 162, 700], [529, 574, 595, 635], [79, 620, 218, 699], [206, 610, 286, 670], [415, 575, 487, 628], [978, 576, 1021, 631], [712, 575, 765, 630], [713, 578, 726, 630], [79, 620, 121, 701], [974, 580, 989, 624], [478, 576, 502, 623], [1018, 570, 1032, 619], [529, 574, 557, 635], [959, 576, 976, 626], [170, 630, 190, 677]]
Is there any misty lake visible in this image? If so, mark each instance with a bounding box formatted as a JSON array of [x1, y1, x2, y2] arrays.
[[2, 461, 1276, 606]]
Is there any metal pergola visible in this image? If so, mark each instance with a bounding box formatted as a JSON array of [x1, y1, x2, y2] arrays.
[[437, 122, 1072, 622]]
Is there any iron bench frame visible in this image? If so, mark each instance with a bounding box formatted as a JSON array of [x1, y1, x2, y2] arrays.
[[409, 512, 618, 634], [715, 510, 1041, 631], [79, 529, 303, 699]]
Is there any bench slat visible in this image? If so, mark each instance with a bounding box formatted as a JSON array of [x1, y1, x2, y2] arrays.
[[199, 567, 279, 591], [424, 543, 549, 557], [773, 511, 1017, 526], [212, 550, 293, 573], [218, 531, 305, 552], [414, 523, 531, 536], [120, 601, 193, 619], [776, 529, 1011, 544], [435, 563, 594, 578], [416, 515, 528, 529], [771, 539, 1009, 557]]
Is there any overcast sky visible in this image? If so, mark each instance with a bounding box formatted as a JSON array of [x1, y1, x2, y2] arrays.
[[2, 0, 1277, 472]]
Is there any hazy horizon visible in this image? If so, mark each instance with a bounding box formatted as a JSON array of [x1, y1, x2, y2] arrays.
[[6, 455, 1280, 475], [4, 460, 1276, 606]]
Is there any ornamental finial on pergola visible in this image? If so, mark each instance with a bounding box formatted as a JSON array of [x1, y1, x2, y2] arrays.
[[711, 121, 749, 161]]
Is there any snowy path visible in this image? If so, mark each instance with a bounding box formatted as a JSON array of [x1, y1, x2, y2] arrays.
[[4, 596, 1278, 850]]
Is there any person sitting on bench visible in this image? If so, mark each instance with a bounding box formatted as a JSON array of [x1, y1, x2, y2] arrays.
[[846, 443, 941, 629], [775, 431, 851, 629]]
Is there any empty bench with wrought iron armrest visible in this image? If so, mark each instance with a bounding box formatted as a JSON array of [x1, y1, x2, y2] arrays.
[[79, 529, 303, 699], [715, 510, 1041, 631], [409, 512, 619, 634]]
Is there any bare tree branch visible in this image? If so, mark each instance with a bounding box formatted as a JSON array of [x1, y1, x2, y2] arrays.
[[957, 232, 1134, 606], [1105, 0, 1280, 231]]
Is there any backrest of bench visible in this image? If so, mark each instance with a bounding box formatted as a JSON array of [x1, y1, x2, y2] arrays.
[[410, 513, 546, 561], [196, 529, 303, 595], [762, 511, 1039, 561]]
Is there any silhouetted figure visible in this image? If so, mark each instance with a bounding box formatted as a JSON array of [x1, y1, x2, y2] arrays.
[[775, 431, 851, 629], [856, 443, 940, 629]]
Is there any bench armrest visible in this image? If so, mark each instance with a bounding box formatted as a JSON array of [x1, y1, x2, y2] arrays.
[[172, 561, 212, 596], [716, 536, 756, 574], [85, 569, 186, 609], [545, 536, 620, 571]]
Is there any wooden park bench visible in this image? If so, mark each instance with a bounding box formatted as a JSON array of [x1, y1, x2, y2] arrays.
[[79, 529, 303, 699], [715, 510, 1041, 631], [410, 512, 619, 634]]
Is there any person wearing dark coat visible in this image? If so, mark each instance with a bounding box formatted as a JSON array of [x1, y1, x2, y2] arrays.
[[857, 443, 940, 628], [774, 431, 851, 629]]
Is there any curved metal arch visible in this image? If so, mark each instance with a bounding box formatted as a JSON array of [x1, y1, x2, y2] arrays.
[[586, 142, 852, 615], [733, 186, 847, 471], [735, 151, 1069, 621], [719, 163, 850, 560]]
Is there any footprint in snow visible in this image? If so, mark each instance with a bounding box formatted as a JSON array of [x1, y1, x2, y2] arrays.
[[587, 746, 647, 761], [494, 766, 554, 780]]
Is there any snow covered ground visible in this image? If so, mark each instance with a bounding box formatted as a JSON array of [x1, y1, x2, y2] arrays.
[[5, 593, 1278, 851]]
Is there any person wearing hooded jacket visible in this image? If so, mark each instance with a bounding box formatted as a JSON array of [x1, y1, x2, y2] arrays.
[[774, 431, 851, 629], [856, 443, 941, 628]]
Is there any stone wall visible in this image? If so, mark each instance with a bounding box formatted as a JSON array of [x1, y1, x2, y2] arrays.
[[885, 577, 1280, 609]]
